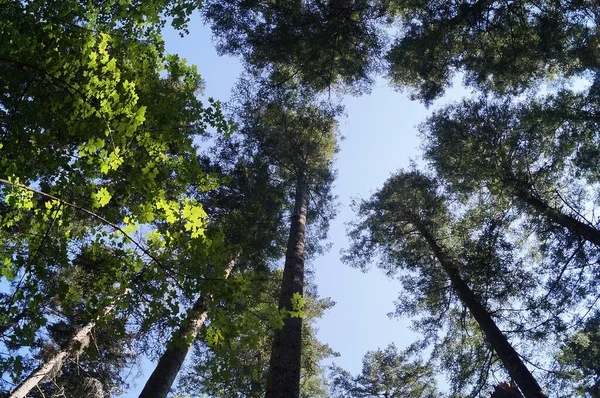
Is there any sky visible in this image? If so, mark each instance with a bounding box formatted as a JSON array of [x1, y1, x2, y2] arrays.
[[125, 13, 470, 396]]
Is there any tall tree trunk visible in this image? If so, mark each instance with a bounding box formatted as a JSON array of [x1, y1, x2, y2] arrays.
[[510, 183, 600, 247], [138, 259, 235, 398], [266, 177, 309, 398], [10, 299, 119, 398], [417, 224, 547, 398]]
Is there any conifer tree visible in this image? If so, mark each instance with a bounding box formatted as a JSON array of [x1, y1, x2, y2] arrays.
[[345, 170, 547, 398], [232, 78, 340, 397]]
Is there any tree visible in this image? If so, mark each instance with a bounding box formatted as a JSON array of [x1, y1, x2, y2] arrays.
[[178, 273, 337, 398], [10, 302, 119, 398], [421, 94, 600, 242], [329, 343, 439, 398], [345, 170, 547, 398], [2, 245, 136, 397], [0, 1, 233, 393], [138, 145, 291, 397], [552, 311, 600, 397], [202, 0, 387, 93], [419, 95, 600, 340], [384, 0, 600, 103], [137, 259, 235, 398], [424, 311, 498, 397], [17, 311, 135, 398], [230, 78, 340, 398], [492, 382, 524, 398]]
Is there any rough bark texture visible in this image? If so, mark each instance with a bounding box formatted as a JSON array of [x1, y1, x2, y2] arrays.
[[138, 260, 235, 398], [418, 225, 547, 398], [10, 300, 118, 398], [265, 178, 309, 398]]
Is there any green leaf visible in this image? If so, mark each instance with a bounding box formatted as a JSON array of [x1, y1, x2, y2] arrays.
[[92, 187, 112, 208]]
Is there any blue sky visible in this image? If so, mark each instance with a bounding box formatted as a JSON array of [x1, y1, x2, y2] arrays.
[[125, 14, 470, 396]]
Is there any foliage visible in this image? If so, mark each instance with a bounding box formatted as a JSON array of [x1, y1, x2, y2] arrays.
[[178, 271, 337, 398], [26, 315, 135, 398], [232, 76, 340, 179], [230, 76, 341, 252], [329, 342, 439, 398], [384, 0, 600, 103], [6, 0, 600, 395], [430, 313, 500, 398], [343, 169, 546, 395], [421, 92, 600, 340], [0, 0, 234, 392], [552, 311, 600, 397], [202, 0, 388, 93], [422, 92, 600, 192]]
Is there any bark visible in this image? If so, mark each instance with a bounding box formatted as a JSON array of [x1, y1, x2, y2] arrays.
[[416, 224, 547, 398], [10, 298, 119, 398], [138, 260, 235, 398], [265, 177, 309, 398], [510, 183, 600, 247]]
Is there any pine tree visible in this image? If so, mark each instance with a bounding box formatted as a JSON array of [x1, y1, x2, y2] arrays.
[[178, 273, 337, 398], [330, 343, 439, 398], [384, 0, 600, 103], [345, 170, 547, 398], [231, 78, 340, 397], [202, 0, 387, 93]]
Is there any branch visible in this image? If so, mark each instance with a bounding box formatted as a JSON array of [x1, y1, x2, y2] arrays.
[[0, 178, 164, 269]]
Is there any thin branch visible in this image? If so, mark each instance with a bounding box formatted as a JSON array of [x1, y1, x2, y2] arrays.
[[0, 178, 164, 269]]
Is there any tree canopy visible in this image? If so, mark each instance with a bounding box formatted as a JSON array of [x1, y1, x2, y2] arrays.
[[330, 343, 439, 398], [385, 0, 600, 103], [202, 0, 387, 93], [2, 0, 600, 397]]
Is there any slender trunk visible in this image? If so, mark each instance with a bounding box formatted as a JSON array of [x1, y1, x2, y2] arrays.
[[138, 260, 235, 398], [10, 299, 119, 398], [417, 225, 547, 398], [266, 177, 309, 398], [511, 184, 600, 247]]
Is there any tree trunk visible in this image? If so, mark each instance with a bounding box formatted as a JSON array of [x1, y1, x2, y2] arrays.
[[10, 299, 119, 398], [417, 225, 547, 398], [138, 259, 235, 398], [265, 177, 309, 398], [511, 183, 600, 247]]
